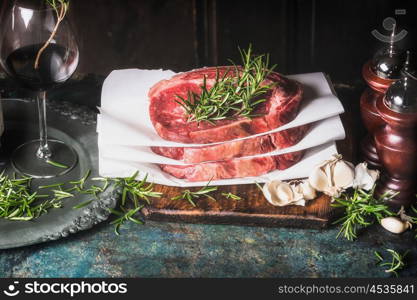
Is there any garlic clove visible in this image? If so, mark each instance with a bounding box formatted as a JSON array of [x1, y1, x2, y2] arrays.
[[317, 154, 342, 168], [332, 160, 355, 189], [353, 162, 380, 191], [324, 163, 334, 187], [262, 180, 310, 207], [299, 180, 317, 200], [263, 180, 281, 206], [275, 182, 294, 203], [292, 199, 306, 206], [380, 217, 410, 234], [308, 167, 329, 192], [324, 186, 344, 198]]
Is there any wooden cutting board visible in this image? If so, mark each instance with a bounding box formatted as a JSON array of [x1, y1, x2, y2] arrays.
[[142, 111, 353, 229], [143, 184, 336, 229]]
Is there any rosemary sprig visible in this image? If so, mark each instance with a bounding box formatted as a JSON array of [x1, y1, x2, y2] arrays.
[[0, 172, 61, 220], [254, 181, 264, 193], [69, 169, 91, 191], [332, 187, 396, 241], [375, 249, 409, 277], [34, 0, 70, 69], [113, 172, 162, 206], [104, 172, 162, 234], [176, 45, 276, 123], [52, 189, 74, 201], [109, 205, 144, 235], [222, 192, 242, 201], [72, 199, 93, 209], [46, 159, 69, 169], [171, 182, 218, 207]]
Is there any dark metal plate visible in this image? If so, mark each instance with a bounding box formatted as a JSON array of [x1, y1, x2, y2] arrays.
[[0, 98, 118, 249]]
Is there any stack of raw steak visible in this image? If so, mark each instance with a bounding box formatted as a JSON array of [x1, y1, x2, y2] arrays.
[[149, 67, 307, 182]]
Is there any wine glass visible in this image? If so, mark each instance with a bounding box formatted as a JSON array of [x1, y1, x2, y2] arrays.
[[0, 0, 79, 178]]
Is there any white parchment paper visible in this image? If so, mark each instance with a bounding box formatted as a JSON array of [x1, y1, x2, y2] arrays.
[[99, 115, 344, 165], [99, 142, 339, 187]]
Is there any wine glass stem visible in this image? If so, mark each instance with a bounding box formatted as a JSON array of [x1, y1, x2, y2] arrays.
[[36, 91, 51, 159]]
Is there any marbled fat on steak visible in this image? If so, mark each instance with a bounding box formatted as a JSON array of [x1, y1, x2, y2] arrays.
[[149, 66, 304, 144], [159, 151, 305, 182]]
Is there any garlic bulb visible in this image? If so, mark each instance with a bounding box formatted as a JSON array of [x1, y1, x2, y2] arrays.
[[262, 179, 314, 207], [352, 162, 379, 191], [380, 217, 412, 234], [308, 154, 355, 197]]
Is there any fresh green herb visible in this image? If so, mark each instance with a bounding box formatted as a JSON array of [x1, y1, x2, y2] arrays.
[[46, 159, 69, 169], [221, 192, 242, 201], [254, 181, 264, 193], [176, 45, 276, 123], [374, 251, 384, 262], [109, 206, 144, 235], [52, 189, 74, 201], [103, 172, 162, 234], [332, 187, 396, 241], [35, 0, 70, 69], [171, 182, 218, 207], [0, 173, 61, 220], [375, 249, 409, 277], [38, 182, 66, 189], [72, 199, 94, 209], [113, 172, 162, 206], [69, 170, 91, 191]]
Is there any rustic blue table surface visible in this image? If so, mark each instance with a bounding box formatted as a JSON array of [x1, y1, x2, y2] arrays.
[[0, 75, 416, 278], [1, 220, 416, 277]]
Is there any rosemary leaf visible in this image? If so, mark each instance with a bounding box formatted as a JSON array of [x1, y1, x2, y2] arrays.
[[72, 199, 94, 209], [332, 186, 395, 241], [222, 192, 242, 201], [176, 44, 276, 123], [46, 159, 69, 169], [171, 182, 218, 207], [375, 249, 409, 277]]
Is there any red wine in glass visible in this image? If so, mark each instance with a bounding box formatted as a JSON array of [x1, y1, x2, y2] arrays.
[[0, 0, 79, 178], [5, 43, 78, 91]]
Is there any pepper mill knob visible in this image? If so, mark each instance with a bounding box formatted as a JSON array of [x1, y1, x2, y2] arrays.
[[371, 24, 406, 80], [374, 51, 417, 208], [384, 51, 417, 113]]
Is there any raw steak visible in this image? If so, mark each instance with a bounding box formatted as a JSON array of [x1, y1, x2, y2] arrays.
[[149, 66, 303, 144], [159, 151, 304, 182], [151, 124, 310, 163]]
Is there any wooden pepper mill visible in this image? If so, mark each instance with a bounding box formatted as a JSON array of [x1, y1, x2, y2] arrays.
[[375, 51, 417, 208], [360, 25, 405, 169]]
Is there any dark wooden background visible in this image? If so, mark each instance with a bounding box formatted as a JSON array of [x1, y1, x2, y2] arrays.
[[1, 0, 416, 82]]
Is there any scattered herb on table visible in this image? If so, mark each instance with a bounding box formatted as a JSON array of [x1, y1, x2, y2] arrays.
[[0, 172, 61, 220], [375, 249, 409, 277], [332, 187, 396, 241], [176, 44, 277, 123], [221, 192, 242, 201], [52, 189, 74, 201], [0, 168, 163, 234], [109, 205, 144, 235], [46, 159, 69, 169], [72, 199, 94, 209], [254, 181, 264, 193], [171, 182, 218, 207], [108, 172, 162, 235]]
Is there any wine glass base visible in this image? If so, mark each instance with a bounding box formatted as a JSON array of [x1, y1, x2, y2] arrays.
[[11, 139, 78, 178]]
